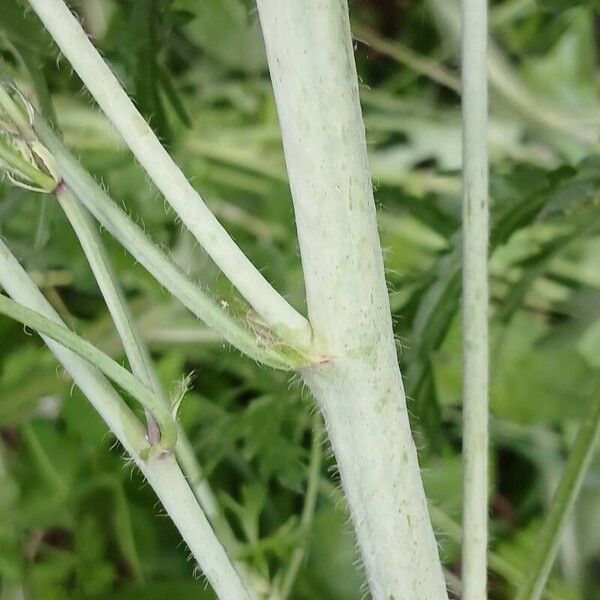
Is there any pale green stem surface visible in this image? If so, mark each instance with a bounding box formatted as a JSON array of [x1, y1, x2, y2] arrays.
[[26, 0, 311, 346], [515, 394, 600, 600], [54, 184, 162, 438], [0, 238, 255, 600], [257, 1, 447, 598], [460, 0, 490, 597], [0, 71, 293, 596], [54, 182, 252, 574], [0, 86, 31, 133], [34, 118, 307, 371]]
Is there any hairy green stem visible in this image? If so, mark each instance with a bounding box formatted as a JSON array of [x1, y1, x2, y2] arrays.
[[0, 86, 31, 133], [54, 183, 162, 440], [0, 84, 261, 578], [515, 394, 600, 600], [460, 0, 490, 597], [33, 118, 307, 371], [257, 1, 446, 597], [26, 0, 311, 346], [54, 182, 255, 579], [0, 238, 255, 599], [0, 292, 177, 453]]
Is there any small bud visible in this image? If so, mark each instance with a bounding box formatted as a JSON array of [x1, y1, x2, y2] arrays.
[[0, 84, 59, 193]]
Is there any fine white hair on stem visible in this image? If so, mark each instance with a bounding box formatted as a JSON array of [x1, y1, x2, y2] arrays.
[[460, 0, 490, 598], [0, 238, 254, 599], [256, 1, 447, 597], [26, 0, 311, 347]]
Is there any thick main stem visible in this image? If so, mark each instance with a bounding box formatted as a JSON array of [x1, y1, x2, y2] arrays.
[[460, 0, 490, 598], [257, 2, 446, 598]]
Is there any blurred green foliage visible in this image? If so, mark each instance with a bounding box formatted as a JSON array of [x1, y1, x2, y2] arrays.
[[0, 0, 599, 598]]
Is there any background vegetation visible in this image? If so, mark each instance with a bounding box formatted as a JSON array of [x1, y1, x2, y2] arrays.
[[0, 0, 599, 598]]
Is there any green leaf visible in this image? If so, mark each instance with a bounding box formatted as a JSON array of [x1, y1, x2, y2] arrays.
[[175, 0, 267, 73]]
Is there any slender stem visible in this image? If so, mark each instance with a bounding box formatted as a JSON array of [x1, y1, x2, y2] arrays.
[[0, 86, 32, 134], [53, 184, 264, 588], [0, 85, 263, 580], [257, 1, 446, 597], [427, 0, 597, 146], [26, 0, 311, 346], [515, 394, 600, 600], [0, 78, 291, 595], [0, 237, 255, 600], [279, 414, 323, 599], [33, 117, 308, 371], [0, 292, 178, 452], [143, 453, 257, 600], [54, 183, 162, 440], [460, 0, 490, 597], [428, 505, 568, 600]]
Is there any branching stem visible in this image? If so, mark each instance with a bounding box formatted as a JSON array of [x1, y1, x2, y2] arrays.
[[0, 238, 255, 600], [33, 118, 309, 371], [0, 292, 177, 453], [26, 0, 311, 346]]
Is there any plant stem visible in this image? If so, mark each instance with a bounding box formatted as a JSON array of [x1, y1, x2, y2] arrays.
[[515, 394, 600, 600], [0, 292, 178, 452], [279, 414, 323, 599], [54, 183, 163, 440], [0, 238, 255, 600], [427, 0, 597, 146], [460, 0, 490, 597], [33, 117, 308, 371], [0, 92, 265, 589], [54, 183, 253, 563], [0, 86, 32, 134], [428, 505, 568, 600], [26, 0, 311, 346], [256, 1, 447, 597]]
